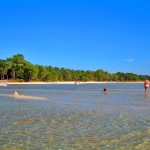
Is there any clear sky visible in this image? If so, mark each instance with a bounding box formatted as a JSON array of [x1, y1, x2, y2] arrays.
[[0, 0, 150, 75]]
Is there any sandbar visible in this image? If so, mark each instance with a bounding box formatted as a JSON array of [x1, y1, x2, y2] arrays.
[[0, 91, 48, 100]]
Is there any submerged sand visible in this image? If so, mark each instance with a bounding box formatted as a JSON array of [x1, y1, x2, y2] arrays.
[[0, 91, 48, 100]]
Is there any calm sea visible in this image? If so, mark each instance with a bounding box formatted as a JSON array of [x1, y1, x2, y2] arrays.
[[0, 83, 150, 149]]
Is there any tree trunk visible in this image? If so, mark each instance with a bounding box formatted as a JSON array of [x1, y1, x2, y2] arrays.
[[12, 71, 16, 79]]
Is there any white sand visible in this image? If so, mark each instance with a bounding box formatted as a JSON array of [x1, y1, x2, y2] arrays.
[[6, 81, 143, 85]]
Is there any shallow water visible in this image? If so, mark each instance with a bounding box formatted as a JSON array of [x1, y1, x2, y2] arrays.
[[0, 83, 150, 149]]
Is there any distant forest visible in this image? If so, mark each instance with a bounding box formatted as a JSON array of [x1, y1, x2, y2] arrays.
[[0, 54, 149, 82]]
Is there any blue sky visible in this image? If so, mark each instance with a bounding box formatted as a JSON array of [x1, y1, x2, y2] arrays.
[[0, 0, 150, 75]]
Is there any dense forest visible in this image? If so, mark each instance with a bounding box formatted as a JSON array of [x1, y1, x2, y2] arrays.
[[0, 54, 149, 82]]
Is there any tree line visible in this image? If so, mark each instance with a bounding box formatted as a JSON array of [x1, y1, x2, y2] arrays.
[[0, 54, 149, 82]]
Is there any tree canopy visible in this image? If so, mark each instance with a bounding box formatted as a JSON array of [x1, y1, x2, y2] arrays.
[[0, 54, 149, 82]]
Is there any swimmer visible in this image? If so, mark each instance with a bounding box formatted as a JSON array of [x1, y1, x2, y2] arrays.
[[103, 88, 108, 94], [103, 88, 107, 92]]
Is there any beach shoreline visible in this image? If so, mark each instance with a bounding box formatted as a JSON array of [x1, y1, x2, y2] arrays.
[[6, 81, 143, 85]]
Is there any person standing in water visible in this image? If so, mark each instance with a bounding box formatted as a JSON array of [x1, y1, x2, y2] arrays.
[[144, 79, 150, 93]]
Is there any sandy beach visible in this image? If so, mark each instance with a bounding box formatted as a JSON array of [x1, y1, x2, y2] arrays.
[[6, 81, 143, 85]]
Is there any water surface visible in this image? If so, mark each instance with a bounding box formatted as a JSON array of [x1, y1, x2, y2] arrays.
[[0, 83, 150, 149]]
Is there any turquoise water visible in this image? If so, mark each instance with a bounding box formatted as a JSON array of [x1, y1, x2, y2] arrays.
[[0, 83, 150, 149]]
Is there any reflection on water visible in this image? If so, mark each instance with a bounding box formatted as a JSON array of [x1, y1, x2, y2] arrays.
[[0, 83, 150, 149]]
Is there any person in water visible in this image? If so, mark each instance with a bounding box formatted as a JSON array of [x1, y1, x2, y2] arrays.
[[103, 88, 108, 94], [144, 79, 150, 93]]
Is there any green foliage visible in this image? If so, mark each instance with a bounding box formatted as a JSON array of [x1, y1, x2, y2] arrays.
[[0, 59, 10, 80], [0, 53, 149, 82], [7, 54, 26, 79], [23, 61, 39, 81]]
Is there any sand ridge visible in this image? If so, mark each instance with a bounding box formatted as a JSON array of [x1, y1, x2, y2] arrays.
[[0, 91, 48, 100]]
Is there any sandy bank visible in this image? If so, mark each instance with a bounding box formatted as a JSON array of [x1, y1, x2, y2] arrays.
[[6, 81, 143, 85], [0, 91, 48, 100]]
